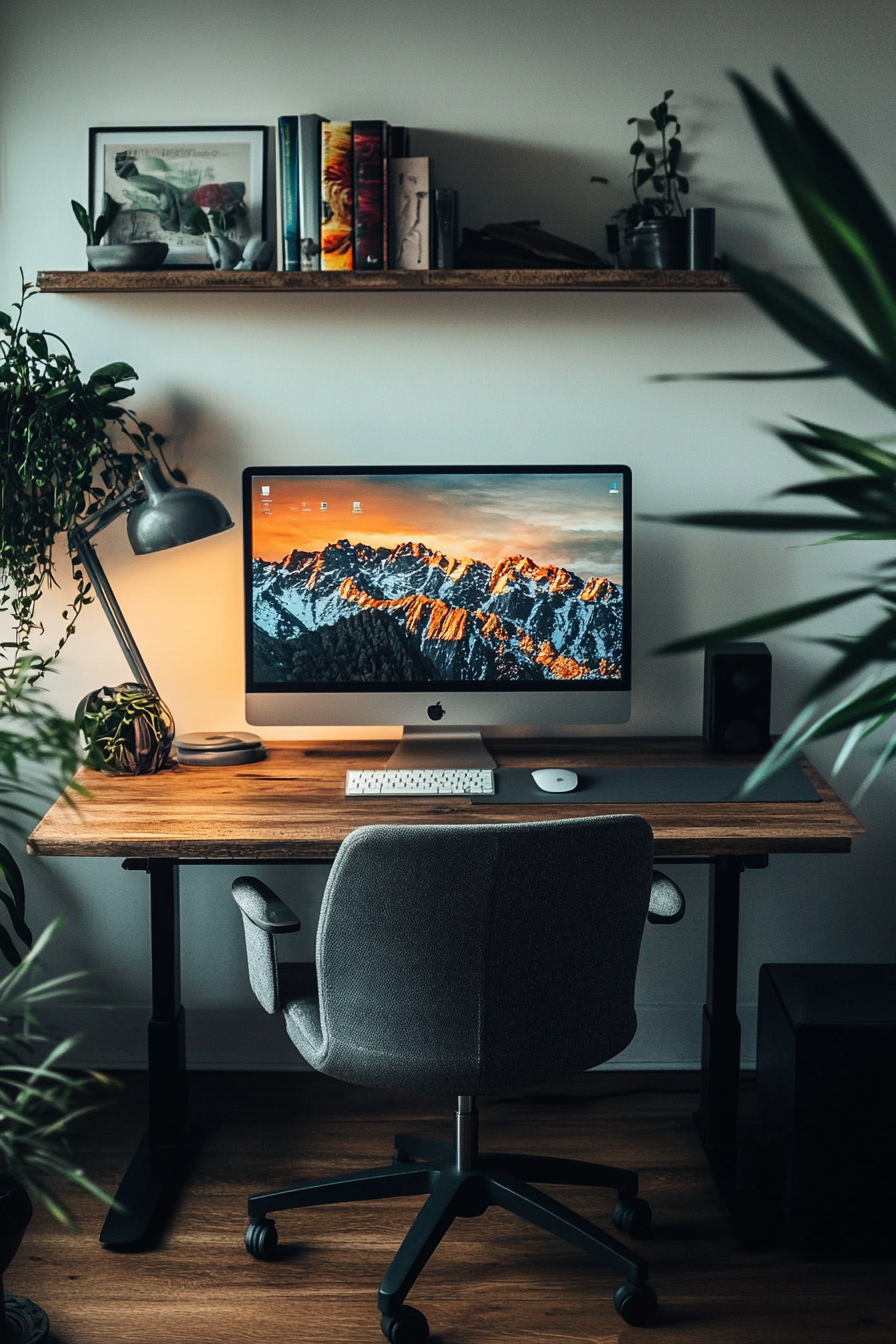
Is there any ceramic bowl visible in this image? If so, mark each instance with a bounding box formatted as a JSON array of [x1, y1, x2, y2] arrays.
[[86, 243, 169, 272]]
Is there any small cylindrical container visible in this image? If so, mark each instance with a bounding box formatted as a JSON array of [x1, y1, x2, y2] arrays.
[[687, 207, 716, 270]]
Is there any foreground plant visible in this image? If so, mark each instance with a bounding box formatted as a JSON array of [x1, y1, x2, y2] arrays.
[[0, 664, 85, 966], [651, 71, 896, 795], [0, 922, 118, 1232]]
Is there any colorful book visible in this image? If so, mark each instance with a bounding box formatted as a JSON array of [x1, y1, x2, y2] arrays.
[[352, 121, 387, 270], [321, 121, 354, 271], [298, 114, 326, 271], [277, 116, 299, 271], [388, 157, 431, 269]]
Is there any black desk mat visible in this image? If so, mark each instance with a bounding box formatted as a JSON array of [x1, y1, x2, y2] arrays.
[[472, 764, 820, 805]]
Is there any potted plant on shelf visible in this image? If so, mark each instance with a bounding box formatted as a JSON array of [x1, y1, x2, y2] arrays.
[[652, 70, 896, 796], [592, 89, 689, 268]]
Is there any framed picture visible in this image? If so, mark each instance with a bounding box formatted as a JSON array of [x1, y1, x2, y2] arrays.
[[89, 125, 268, 267]]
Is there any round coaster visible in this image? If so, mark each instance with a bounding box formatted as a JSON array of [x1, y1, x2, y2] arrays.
[[3, 1295, 49, 1343], [174, 731, 267, 767]]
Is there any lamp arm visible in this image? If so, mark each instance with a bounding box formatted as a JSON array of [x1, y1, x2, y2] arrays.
[[74, 481, 145, 542], [69, 531, 158, 695]]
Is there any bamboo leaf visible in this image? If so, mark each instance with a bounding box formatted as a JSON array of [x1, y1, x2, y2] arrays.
[[726, 258, 896, 412], [643, 508, 868, 531], [656, 586, 878, 653]]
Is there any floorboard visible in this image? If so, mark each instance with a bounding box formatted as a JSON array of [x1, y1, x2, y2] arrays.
[[8, 1071, 892, 1343]]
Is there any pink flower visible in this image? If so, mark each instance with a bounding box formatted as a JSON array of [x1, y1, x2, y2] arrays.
[[190, 183, 236, 210]]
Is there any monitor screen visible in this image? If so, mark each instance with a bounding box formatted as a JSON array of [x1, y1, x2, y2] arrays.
[[244, 465, 631, 740]]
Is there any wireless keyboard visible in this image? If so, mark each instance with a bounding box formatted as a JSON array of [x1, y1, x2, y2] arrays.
[[345, 769, 495, 797]]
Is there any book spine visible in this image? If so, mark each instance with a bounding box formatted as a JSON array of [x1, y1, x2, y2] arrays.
[[298, 114, 325, 271], [388, 157, 431, 269], [434, 188, 457, 269], [277, 116, 299, 272], [352, 121, 387, 270], [321, 120, 354, 271]]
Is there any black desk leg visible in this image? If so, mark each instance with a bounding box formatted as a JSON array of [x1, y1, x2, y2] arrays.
[[100, 858, 188, 1247], [696, 855, 743, 1187]]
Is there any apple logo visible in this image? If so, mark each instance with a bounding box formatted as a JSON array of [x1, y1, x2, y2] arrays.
[[427, 702, 446, 721]]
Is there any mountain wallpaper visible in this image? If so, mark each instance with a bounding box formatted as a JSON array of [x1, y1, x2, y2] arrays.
[[250, 473, 625, 685]]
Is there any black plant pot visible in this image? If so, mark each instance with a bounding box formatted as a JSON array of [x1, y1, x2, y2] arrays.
[[629, 217, 687, 269], [0, 1180, 48, 1342]]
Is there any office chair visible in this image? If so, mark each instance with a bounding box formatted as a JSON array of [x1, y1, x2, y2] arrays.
[[232, 814, 680, 1339]]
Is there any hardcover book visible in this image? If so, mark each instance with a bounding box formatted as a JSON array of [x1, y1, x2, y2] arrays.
[[352, 121, 387, 270], [321, 120, 354, 271], [277, 116, 299, 271], [298, 114, 326, 271], [388, 157, 431, 269]]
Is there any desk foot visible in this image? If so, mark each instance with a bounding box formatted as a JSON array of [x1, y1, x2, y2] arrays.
[[100, 1130, 187, 1250]]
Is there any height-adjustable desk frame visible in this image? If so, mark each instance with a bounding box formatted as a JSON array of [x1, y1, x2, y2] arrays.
[[28, 737, 863, 1248]]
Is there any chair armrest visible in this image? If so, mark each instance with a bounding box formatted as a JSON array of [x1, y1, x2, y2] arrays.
[[232, 877, 302, 933], [647, 870, 685, 925]]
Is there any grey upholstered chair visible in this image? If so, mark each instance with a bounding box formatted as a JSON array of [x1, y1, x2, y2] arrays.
[[232, 814, 680, 1340]]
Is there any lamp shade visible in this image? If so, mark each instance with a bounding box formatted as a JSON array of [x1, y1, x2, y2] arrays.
[[126, 460, 233, 555]]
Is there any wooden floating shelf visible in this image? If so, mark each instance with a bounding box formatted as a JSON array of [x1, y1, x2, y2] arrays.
[[36, 268, 738, 294]]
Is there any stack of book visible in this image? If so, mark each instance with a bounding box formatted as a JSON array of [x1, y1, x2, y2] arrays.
[[276, 117, 458, 272]]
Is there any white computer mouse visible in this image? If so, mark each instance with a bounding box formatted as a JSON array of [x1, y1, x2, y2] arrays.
[[531, 768, 579, 793]]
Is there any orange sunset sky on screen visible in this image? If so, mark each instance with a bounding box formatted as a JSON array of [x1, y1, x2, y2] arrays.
[[252, 473, 625, 584]]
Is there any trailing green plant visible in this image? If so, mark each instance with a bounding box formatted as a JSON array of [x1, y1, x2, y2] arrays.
[[0, 660, 86, 966], [0, 920, 119, 1230], [70, 195, 120, 247], [0, 275, 183, 684], [592, 89, 689, 226], [76, 683, 174, 775], [650, 70, 896, 795]]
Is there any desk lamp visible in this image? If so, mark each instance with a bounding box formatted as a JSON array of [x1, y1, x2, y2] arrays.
[[70, 459, 264, 769]]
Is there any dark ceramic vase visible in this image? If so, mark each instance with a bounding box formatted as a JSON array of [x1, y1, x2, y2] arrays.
[[0, 1179, 48, 1342], [76, 682, 175, 775], [629, 217, 687, 269]]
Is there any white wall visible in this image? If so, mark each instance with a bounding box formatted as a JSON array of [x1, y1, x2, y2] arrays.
[[2, 0, 895, 1067]]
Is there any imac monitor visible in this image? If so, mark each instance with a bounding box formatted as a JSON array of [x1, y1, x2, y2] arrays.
[[244, 466, 631, 766]]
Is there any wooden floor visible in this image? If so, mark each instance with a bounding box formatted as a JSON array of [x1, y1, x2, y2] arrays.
[[9, 1071, 892, 1343]]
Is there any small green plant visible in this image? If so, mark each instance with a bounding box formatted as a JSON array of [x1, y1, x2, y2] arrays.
[[592, 89, 689, 226], [0, 921, 119, 1231], [70, 195, 120, 247]]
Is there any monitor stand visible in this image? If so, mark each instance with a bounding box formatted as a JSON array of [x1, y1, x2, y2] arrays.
[[385, 726, 497, 770]]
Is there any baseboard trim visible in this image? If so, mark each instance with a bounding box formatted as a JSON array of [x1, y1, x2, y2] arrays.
[[44, 1002, 759, 1072]]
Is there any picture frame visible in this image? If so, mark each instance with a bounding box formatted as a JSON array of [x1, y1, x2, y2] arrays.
[[89, 125, 268, 267]]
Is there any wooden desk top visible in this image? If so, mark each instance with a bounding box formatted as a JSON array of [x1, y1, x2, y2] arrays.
[[28, 737, 864, 862]]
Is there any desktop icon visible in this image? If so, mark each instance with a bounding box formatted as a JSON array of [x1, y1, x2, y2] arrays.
[[261, 485, 271, 496], [352, 501, 363, 513], [320, 502, 327, 510]]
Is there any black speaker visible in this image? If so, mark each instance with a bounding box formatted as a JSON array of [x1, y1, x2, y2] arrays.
[[703, 641, 771, 753]]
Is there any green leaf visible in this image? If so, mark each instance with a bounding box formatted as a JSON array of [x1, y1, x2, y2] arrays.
[[70, 200, 93, 244], [732, 72, 896, 366], [808, 610, 896, 699], [26, 333, 48, 359], [90, 362, 137, 384], [644, 508, 871, 531], [656, 586, 879, 654], [654, 365, 837, 384], [727, 257, 896, 412]]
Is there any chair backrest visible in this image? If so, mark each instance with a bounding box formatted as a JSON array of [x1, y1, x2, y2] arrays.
[[312, 813, 654, 1095]]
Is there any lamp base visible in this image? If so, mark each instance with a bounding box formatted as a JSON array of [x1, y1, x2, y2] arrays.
[[174, 732, 267, 766]]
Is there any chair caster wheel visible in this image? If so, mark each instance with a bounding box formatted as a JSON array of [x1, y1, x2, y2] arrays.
[[380, 1305, 430, 1343], [614, 1281, 658, 1326], [245, 1218, 278, 1260], [613, 1196, 652, 1238]]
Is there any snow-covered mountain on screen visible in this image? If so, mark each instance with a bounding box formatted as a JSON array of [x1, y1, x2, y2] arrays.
[[252, 538, 623, 683]]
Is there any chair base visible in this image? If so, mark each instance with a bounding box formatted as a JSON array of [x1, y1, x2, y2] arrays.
[[246, 1129, 657, 1331]]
